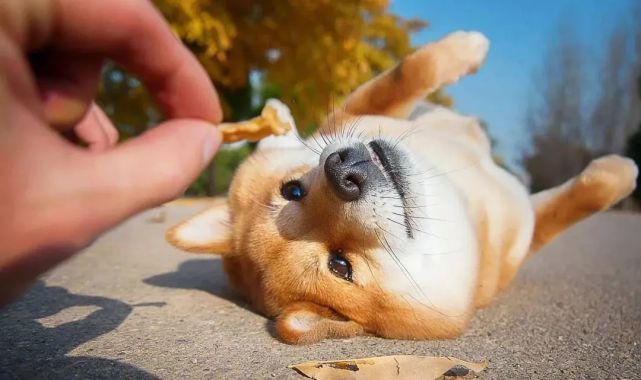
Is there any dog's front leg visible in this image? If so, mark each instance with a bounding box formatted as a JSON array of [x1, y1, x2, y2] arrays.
[[340, 31, 489, 119]]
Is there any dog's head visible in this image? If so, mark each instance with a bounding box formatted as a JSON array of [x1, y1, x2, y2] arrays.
[[167, 107, 479, 344]]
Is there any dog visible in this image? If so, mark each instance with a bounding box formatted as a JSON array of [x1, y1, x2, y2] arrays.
[[166, 31, 638, 344]]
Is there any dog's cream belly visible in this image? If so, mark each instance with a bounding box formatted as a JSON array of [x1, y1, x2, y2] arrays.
[[351, 113, 535, 308]]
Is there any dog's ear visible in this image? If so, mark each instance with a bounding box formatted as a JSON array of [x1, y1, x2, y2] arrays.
[[275, 302, 364, 344], [256, 99, 303, 151], [165, 199, 233, 255]]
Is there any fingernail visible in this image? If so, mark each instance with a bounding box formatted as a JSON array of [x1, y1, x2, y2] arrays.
[[202, 128, 222, 164]]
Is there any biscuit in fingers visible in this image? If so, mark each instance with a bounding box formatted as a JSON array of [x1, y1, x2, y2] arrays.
[[219, 100, 293, 143]]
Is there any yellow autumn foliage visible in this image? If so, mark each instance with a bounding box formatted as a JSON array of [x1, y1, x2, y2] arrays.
[[153, 0, 430, 127], [98, 1, 451, 195]]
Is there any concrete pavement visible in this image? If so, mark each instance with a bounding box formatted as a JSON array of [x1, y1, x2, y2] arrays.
[[1, 200, 640, 379]]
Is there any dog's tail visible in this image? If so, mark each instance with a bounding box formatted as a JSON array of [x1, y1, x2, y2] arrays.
[[340, 31, 489, 120], [529, 155, 637, 254]]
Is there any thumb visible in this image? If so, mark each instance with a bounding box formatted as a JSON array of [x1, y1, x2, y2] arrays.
[[81, 119, 221, 231]]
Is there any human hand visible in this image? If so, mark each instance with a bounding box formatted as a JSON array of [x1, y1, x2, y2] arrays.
[[0, 0, 223, 304]]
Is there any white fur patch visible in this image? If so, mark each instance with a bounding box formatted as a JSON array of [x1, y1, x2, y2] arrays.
[[257, 99, 303, 150], [314, 116, 480, 315], [285, 311, 319, 333], [172, 206, 230, 247], [324, 112, 533, 316]]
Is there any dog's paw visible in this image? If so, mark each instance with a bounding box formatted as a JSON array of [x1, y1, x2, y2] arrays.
[[414, 31, 489, 87], [275, 302, 364, 344], [578, 155, 638, 206], [440, 31, 490, 73]]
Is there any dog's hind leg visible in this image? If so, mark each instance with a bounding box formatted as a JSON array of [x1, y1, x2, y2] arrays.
[[529, 155, 638, 254], [341, 31, 489, 119]]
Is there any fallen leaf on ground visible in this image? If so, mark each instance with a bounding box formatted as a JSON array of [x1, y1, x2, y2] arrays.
[[289, 355, 487, 380]]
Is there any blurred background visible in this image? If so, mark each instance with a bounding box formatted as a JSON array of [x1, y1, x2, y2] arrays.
[[97, 0, 641, 209]]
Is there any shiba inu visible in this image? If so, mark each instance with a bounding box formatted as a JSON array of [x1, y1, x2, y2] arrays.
[[167, 31, 638, 344]]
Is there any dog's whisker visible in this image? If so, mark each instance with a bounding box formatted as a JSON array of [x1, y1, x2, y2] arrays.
[[376, 214, 456, 317], [392, 204, 429, 209], [309, 133, 326, 153], [375, 229, 425, 298], [294, 134, 321, 155], [248, 196, 277, 212], [379, 195, 428, 201], [385, 216, 444, 240], [373, 215, 404, 242], [392, 127, 426, 149], [391, 212, 452, 223], [391, 127, 421, 149]]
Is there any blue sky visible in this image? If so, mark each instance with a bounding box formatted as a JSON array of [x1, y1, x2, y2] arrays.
[[391, 0, 638, 166]]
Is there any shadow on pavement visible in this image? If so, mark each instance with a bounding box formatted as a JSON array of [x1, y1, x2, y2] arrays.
[[0, 281, 159, 379], [143, 258, 253, 311], [144, 258, 279, 339]]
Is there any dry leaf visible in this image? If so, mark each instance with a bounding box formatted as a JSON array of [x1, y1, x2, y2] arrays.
[[289, 355, 487, 380]]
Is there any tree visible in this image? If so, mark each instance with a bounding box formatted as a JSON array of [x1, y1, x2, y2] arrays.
[[524, 14, 641, 193], [588, 27, 634, 153], [624, 71, 641, 203], [98, 1, 441, 195], [523, 26, 592, 192], [623, 4, 641, 205], [626, 126, 641, 202]]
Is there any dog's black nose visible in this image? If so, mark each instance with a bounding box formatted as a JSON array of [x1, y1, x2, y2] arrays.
[[324, 145, 370, 201]]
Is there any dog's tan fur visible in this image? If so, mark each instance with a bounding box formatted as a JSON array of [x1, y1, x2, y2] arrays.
[[167, 31, 638, 344]]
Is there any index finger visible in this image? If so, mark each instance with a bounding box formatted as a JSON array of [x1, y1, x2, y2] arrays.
[[47, 0, 222, 123]]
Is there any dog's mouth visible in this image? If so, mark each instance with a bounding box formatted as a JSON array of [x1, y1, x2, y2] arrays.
[[366, 140, 414, 239]]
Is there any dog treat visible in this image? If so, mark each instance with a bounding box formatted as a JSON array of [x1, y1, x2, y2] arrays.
[[218, 100, 293, 143]]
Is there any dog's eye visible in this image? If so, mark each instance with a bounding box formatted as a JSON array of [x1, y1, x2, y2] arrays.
[[281, 180, 306, 201], [328, 250, 352, 282]]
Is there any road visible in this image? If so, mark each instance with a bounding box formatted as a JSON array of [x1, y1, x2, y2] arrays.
[[1, 200, 640, 379]]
